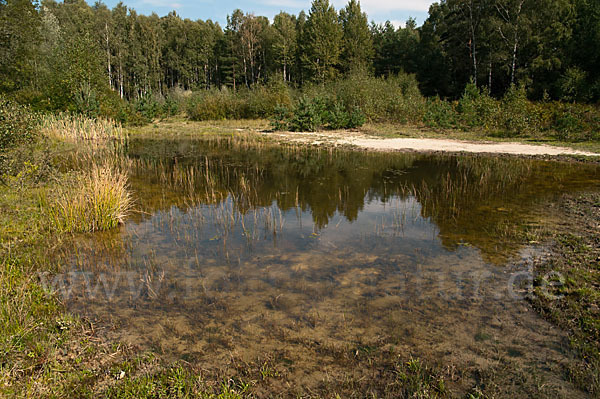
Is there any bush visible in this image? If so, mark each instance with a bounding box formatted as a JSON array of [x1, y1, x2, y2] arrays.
[[496, 85, 534, 136], [187, 82, 292, 121], [186, 88, 238, 120], [325, 102, 365, 129], [132, 94, 162, 121], [0, 96, 38, 151], [46, 164, 133, 233], [244, 81, 293, 118], [271, 96, 366, 131], [346, 107, 367, 128], [185, 73, 600, 142], [287, 96, 324, 132], [547, 102, 599, 142], [270, 105, 292, 131], [163, 87, 192, 118], [423, 97, 458, 129], [457, 82, 499, 129], [328, 71, 426, 123]]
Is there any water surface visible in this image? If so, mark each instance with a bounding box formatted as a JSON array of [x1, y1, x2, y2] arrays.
[[60, 138, 600, 396]]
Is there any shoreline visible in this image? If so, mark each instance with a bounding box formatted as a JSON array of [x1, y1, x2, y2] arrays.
[[266, 130, 600, 157]]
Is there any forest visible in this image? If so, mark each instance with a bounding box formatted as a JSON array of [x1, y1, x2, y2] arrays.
[[1, 0, 599, 114]]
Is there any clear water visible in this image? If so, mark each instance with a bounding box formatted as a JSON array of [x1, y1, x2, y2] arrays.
[[57, 138, 600, 396]]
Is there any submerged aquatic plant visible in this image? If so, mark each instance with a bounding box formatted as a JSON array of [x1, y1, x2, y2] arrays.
[[46, 164, 133, 233]]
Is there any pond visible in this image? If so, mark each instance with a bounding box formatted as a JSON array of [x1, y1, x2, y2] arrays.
[[56, 137, 600, 396]]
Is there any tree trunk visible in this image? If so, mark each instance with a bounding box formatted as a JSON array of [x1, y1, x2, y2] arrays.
[[468, 1, 478, 86], [105, 23, 112, 90], [488, 59, 492, 90]]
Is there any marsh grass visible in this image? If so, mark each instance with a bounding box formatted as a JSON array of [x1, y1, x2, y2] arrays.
[[528, 193, 600, 394], [45, 164, 133, 233], [39, 113, 127, 142]]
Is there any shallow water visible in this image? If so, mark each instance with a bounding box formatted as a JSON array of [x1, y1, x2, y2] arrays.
[[58, 138, 600, 396]]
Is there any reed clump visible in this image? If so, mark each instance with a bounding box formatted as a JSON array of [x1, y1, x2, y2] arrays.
[[46, 164, 133, 233], [39, 113, 127, 142]]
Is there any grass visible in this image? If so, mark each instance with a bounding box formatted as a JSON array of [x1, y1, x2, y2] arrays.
[[39, 113, 127, 142], [103, 365, 249, 398], [127, 117, 269, 140], [45, 163, 134, 233], [528, 193, 600, 394]]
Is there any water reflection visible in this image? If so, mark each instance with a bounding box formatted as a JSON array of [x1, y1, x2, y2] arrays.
[[124, 138, 600, 262]]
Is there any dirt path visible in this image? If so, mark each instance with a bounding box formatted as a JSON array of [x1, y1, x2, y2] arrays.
[[268, 131, 599, 157]]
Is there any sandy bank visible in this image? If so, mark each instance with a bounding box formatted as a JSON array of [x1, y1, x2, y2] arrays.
[[268, 131, 599, 157]]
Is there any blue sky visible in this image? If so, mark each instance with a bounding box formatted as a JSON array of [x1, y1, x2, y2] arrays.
[[88, 0, 434, 28]]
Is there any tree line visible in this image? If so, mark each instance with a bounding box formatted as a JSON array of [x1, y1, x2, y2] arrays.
[[1, 0, 599, 115]]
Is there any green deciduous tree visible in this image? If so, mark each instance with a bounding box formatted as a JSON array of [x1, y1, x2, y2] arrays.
[[300, 0, 342, 83], [273, 12, 297, 82], [0, 0, 40, 92]]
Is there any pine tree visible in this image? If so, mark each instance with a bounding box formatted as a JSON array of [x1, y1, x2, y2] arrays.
[[339, 0, 372, 73]]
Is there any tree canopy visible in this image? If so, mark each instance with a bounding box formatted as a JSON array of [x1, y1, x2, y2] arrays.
[[1, 0, 599, 111]]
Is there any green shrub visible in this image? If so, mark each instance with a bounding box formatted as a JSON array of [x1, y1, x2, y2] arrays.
[[345, 106, 366, 129], [184, 75, 600, 142], [187, 83, 292, 121], [458, 82, 499, 129], [423, 97, 458, 129], [73, 87, 101, 117], [554, 115, 583, 141], [330, 71, 425, 123], [244, 81, 293, 118], [287, 96, 324, 132], [163, 87, 191, 117], [496, 85, 534, 136], [271, 96, 366, 131], [270, 105, 292, 131], [186, 89, 230, 120], [133, 95, 161, 121], [98, 91, 130, 124], [559, 67, 589, 103], [0, 96, 38, 151], [548, 102, 599, 142]]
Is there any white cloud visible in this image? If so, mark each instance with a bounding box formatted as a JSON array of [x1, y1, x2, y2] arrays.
[[332, 0, 434, 13], [139, 0, 183, 9], [259, 0, 435, 13], [388, 19, 406, 28], [261, 0, 306, 8]]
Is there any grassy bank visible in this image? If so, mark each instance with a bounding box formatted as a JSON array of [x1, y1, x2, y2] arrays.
[[529, 193, 600, 394]]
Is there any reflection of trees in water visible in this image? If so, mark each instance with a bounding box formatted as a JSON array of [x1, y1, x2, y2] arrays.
[[126, 137, 600, 261]]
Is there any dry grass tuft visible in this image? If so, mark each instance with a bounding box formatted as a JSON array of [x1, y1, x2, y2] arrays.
[[46, 164, 133, 233], [39, 113, 126, 142]]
